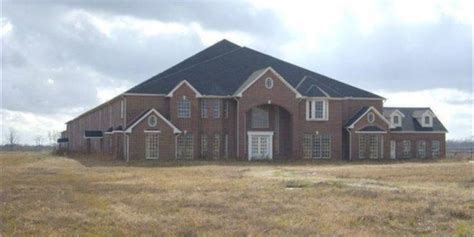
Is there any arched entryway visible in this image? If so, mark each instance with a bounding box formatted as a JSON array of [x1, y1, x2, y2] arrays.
[[245, 104, 292, 160]]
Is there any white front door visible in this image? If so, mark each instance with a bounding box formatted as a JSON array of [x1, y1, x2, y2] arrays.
[[248, 131, 273, 160], [390, 140, 396, 159]]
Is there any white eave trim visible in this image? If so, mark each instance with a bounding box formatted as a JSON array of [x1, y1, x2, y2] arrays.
[[247, 131, 274, 136], [125, 108, 181, 134], [166, 80, 202, 98], [355, 131, 387, 134], [390, 131, 447, 134], [234, 67, 302, 98], [347, 106, 391, 129], [124, 93, 167, 97]]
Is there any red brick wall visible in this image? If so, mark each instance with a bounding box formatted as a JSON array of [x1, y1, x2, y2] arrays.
[[388, 133, 446, 159], [125, 95, 170, 123], [128, 113, 176, 160]]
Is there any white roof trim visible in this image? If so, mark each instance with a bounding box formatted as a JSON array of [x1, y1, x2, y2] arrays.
[[347, 106, 391, 129], [355, 131, 387, 134], [234, 67, 302, 98], [124, 93, 166, 97], [387, 109, 406, 118], [390, 131, 447, 134], [125, 108, 181, 134], [166, 80, 202, 98]]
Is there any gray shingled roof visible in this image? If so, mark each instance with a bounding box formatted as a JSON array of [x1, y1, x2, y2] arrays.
[[383, 107, 448, 132], [127, 40, 383, 98]]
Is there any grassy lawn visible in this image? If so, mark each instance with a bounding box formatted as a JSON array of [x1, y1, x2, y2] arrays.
[[1, 152, 473, 236]]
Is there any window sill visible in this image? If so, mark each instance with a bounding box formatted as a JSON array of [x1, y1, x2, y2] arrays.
[[306, 118, 329, 121]]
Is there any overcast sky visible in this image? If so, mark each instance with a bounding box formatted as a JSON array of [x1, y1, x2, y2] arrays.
[[1, 0, 472, 144]]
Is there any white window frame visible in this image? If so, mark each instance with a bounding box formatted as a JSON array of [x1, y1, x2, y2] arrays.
[[422, 115, 432, 127], [264, 77, 274, 89], [120, 100, 124, 119], [251, 107, 269, 128], [391, 115, 401, 127], [145, 131, 160, 160], [223, 100, 229, 119], [201, 100, 208, 118], [213, 100, 221, 119], [147, 115, 158, 127], [306, 99, 328, 121], [417, 140, 426, 158], [367, 112, 375, 124], [432, 140, 440, 158], [177, 97, 191, 118], [247, 131, 273, 160]]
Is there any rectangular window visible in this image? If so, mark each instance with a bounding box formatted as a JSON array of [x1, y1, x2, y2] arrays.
[[223, 100, 229, 119], [120, 100, 124, 118], [402, 140, 411, 158], [213, 100, 221, 118], [251, 107, 269, 128], [224, 134, 229, 158], [177, 133, 193, 159], [417, 140, 426, 158], [303, 134, 331, 159], [213, 133, 220, 159], [177, 98, 191, 118], [201, 134, 208, 157], [432, 140, 440, 158], [306, 99, 328, 120], [145, 133, 159, 159], [201, 100, 208, 118], [359, 134, 380, 159]]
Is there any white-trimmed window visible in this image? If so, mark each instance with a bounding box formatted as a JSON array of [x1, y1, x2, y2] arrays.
[[392, 115, 401, 127], [303, 134, 331, 159], [251, 107, 269, 128], [367, 112, 375, 123], [120, 100, 124, 118], [417, 140, 426, 158], [432, 140, 440, 158], [201, 134, 208, 157], [213, 100, 221, 118], [201, 100, 208, 118], [402, 140, 411, 158], [147, 115, 158, 127], [265, 77, 274, 89], [423, 116, 432, 127], [306, 99, 328, 120], [223, 100, 229, 119], [177, 133, 193, 159], [145, 133, 159, 159], [224, 134, 229, 158], [177, 97, 191, 118], [359, 134, 381, 159], [213, 133, 220, 159]]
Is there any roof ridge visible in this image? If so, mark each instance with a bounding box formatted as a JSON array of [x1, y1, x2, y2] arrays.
[[127, 41, 242, 93], [243, 46, 383, 98]]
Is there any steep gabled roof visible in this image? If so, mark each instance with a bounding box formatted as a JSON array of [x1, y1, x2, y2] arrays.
[[126, 40, 383, 99], [383, 107, 447, 132]]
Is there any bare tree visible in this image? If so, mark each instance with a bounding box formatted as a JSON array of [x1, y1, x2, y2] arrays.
[[5, 128, 20, 150], [47, 130, 60, 145], [34, 135, 44, 146]]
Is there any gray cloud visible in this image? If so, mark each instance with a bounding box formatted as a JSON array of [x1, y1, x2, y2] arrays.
[[1, 1, 472, 143]]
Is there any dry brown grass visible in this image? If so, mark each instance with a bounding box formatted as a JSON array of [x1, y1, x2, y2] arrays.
[[1, 152, 473, 236]]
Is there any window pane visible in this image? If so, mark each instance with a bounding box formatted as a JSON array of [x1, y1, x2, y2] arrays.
[[178, 99, 191, 118], [432, 140, 440, 158], [417, 140, 426, 158], [321, 135, 331, 159], [213, 100, 221, 118], [213, 134, 220, 159], [201, 100, 208, 118], [251, 107, 269, 128], [201, 134, 208, 158], [314, 101, 324, 119], [303, 134, 312, 159], [178, 133, 193, 159]]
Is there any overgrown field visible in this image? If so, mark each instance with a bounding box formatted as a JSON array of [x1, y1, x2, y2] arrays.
[[1, 152, 473, 236]]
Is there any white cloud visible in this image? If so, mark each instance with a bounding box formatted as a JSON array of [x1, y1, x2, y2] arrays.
[[377, 88, 473, 140], [1, 109, 71, 145]]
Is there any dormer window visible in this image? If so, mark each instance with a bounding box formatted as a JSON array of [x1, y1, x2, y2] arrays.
[[391, 115, 402, 128], [423, 115, 432, 127]]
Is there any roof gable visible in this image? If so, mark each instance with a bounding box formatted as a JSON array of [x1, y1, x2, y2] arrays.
[[126, 40, 384, 99], [125, 108, 181, 134], [166, 80, 202, 97], [346, 106, 391, 129], [383, 107, 447, 132], [233, 67, 302, 98]]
